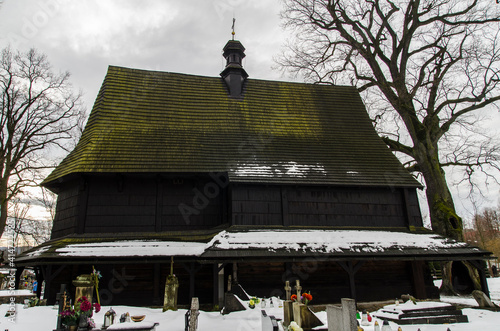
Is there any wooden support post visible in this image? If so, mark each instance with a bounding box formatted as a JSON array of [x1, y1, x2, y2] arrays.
[[213, 263, 226, 308], [183, 263, 202, 300], [411, 261, 427, 299], [218, 263, 225, 308], [15, 266, 25, 290], [41, 265, 67, 304], [232, 262, 238, 284], [153, 263, 161, 305], [213, 264, 218, 307], [470, 260, 490, 297], [35, 267, 43, 298], [338, 261, 365, 301]]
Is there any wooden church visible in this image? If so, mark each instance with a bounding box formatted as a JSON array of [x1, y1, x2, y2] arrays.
[[18, 38, 490, 307]]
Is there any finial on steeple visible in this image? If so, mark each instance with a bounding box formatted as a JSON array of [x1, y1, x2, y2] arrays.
[[220, 33, 248, 97], [231, 17, 236, 40]]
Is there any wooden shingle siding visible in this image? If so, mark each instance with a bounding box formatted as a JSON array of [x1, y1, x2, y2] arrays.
[[51, 183, 80, 238], [231, 184, 418, 228], [160, 179, 224, 230], [232, 186, 282, 225], [85, 177, 157, 233], [51, 175, 422, 238]]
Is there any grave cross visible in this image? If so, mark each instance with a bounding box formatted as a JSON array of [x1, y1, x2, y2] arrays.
[[285, 281, 292, 301], [294, 280, 302, 303]]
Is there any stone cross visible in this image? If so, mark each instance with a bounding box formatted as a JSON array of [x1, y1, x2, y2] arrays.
[[294, 280, 302, 303], [53, 284, 67, 331], [285, 281, 291, 301]]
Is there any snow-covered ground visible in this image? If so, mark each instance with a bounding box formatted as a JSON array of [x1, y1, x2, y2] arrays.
[[1, 279, 500, 330]]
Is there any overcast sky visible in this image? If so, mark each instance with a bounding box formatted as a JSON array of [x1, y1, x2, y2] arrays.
[[0, 0, 289, 109], [0, 0, 499, 226]]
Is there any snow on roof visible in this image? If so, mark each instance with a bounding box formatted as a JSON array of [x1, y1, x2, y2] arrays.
[[55, 240, 207, 257], [207, 230, 471, 254], [19, 229, 484, 261]]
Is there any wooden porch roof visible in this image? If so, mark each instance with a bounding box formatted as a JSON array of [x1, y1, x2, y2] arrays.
[[16, 227, 490, 266]]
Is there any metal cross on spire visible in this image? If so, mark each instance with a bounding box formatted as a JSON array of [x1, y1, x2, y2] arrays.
[[231, 17, 236, 40]]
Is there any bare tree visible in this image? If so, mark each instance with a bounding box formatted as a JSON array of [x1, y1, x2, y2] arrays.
[[0, 47, 83, 236], [279, 0, 500, 294], [465, 205, 500, 274], [8, 197, 51, 247], [279, 0, 500, 238]]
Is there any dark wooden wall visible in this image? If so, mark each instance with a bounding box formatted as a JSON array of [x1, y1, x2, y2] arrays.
[[231, 184, 423, 228], [50, 174, 422, 239], [51, 174, 227, 239], [44, 260, 438, 307], [51, 180, 82, 238], [236, 260, 438, 304]]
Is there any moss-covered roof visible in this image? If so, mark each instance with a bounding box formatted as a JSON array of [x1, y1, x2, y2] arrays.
[[43, 65, 419, 187]]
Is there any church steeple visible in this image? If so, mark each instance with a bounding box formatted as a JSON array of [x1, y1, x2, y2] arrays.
[[220, 19, 248, 97]]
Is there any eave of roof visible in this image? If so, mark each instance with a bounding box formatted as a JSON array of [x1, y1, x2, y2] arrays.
[[16, 228, 490, 266], [43, 66, 420, 189]]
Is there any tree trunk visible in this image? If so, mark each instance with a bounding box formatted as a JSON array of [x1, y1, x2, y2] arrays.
[[0, 180, 8, 236], [414, 142, 467, 295], [415, 143, 463, 241]]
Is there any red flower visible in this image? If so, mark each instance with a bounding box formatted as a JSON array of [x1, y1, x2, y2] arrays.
[[303, 293, 313, 301], [80, 300, 92, 312], [77, 296, 88, 303], [291, 294, 297, 301], [93, 303, 101, 313]]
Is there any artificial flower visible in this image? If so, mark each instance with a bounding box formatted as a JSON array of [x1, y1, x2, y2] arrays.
[[289, 321, 304, 331]]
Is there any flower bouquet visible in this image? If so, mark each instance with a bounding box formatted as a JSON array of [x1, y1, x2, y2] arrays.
[[302, 292, 313, 305], [60, 309, 78, 327], [290, 292, 313, 305], [65, 296, 101, 329]]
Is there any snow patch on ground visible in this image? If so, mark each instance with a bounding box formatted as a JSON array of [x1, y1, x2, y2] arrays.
[[2, 277, 500, 330]]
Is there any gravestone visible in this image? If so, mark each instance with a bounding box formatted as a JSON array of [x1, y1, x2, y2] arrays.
[[163, 274, 179, 311], [283, 281, 293, 327], [294, 279, 302, 303], [72, 274, 93, 304], [188, 297, 200, 331], [53, 284, 67, 331], [261, 310, 279, 331], [472, 290, 498, 308], [295, 304, 324, 330], [222, 292, 246, 314], [326, 298, 357, 331], [341, 299, 357, 331]]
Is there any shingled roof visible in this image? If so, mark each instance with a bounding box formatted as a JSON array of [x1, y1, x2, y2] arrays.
[[43, 65, 419, 188]]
